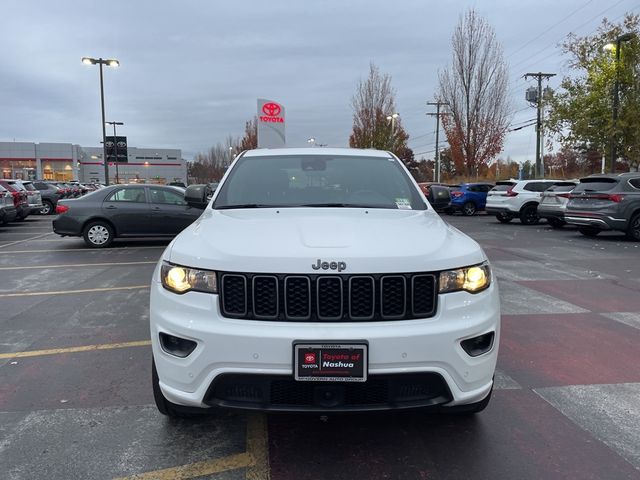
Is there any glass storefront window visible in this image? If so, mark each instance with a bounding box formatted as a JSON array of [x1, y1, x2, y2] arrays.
[[42, 162, 73, 181], [1, 160, 36, 179]]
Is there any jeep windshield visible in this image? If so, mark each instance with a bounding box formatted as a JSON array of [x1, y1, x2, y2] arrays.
[[213, 154, 426, 210]]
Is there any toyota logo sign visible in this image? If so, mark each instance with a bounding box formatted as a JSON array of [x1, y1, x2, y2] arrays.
[[262, 102, 281, 117]]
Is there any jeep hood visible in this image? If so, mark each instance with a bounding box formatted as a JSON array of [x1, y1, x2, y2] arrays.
[[168, 208, 487, 274]]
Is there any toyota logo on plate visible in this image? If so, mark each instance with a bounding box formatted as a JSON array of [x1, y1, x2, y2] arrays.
[[262, 102, 281, 117]]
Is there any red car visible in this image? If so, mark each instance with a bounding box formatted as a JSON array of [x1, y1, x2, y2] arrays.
[[0, 180, 30, 221]]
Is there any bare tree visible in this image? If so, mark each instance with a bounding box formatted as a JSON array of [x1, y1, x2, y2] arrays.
[[239, 117, 258, 152], [438, 9, 511, 178], [349, 63, 412, 158], [189, 139, 240, 183]]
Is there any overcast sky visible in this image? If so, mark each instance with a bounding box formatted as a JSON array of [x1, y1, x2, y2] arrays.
[[1, 0, 636, 161]]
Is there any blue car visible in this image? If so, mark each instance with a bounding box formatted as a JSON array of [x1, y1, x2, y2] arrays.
[[447, 183, 494, 216]]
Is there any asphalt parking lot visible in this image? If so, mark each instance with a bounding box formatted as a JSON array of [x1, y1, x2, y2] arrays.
[[1, 214, 639, 479]]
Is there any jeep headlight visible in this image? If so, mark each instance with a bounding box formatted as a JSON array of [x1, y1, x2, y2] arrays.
[[439, 262, 491, 294], [161, 262, 217, 294]]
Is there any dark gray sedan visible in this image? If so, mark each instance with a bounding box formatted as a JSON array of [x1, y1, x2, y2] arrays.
[[53, 184, 204, 247]]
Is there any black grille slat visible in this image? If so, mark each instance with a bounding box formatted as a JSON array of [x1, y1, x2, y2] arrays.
[[317, 277, 343, 319], [253, 276, 279, 318], [221, 274, 247, 316], [381, 276, 406, 319], [217, 272, 438, 322], [349, 277, 375, 320], [285, 276, 311, 319], [412, 274, 436, 316]]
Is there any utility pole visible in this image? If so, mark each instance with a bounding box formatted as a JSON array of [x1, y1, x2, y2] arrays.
[[524, 72, 555, 178], [426, 101, 447, 183]]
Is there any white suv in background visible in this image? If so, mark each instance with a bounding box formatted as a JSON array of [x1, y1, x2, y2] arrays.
[[485, 179, 565, 225], [150, 148, 500, 417]]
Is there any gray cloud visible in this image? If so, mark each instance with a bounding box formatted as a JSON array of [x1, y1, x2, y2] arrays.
[[0, 0, 636, 161]]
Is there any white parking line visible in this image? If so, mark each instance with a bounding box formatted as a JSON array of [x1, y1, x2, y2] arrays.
[[0, 285, 150, 298], [0, 246, 166, 254], [0, 233, 53, 249], [0, 261, 157, 271]]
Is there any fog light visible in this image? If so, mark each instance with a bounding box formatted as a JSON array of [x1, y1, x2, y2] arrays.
[[460, 332, 495, 357], [159, 332, 197, 358]]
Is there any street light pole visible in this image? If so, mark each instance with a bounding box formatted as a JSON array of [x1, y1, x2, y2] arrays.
[[82, 56, 119, 185], [99, 62, 109, 185], [386, 113, 399, 150], [106, 121, 124, 184], [608, 33, 634, 174]]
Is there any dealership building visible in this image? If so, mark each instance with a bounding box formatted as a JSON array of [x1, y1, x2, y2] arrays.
[[0, 141, 186, 185]]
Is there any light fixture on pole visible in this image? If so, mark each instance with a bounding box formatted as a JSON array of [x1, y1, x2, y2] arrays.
[[386, 113, 399, 130], [106, 121, 124, 184], [604, 33, 634, 173], [386, 113, 400, 150], [307, 137, 316, 147], [82, 56, 120, 185]]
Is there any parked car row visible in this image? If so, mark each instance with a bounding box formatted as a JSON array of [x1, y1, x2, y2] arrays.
[[481, 173, 640, 241], [419, 173, 640, 241], [0, 179, 107, 224], [418, 182, 495, 217], [0, 179, 39, 223]]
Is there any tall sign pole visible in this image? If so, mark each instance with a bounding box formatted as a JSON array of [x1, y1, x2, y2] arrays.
[[427, 101, 447, 183], [525, 72, 555, 178]]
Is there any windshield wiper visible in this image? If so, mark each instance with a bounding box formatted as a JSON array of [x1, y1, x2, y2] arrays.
[[215, 204, 283, 210], [296, 203, 375, 208]]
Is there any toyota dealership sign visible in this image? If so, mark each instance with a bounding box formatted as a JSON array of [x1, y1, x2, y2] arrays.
[[257, 98, 285, 148]]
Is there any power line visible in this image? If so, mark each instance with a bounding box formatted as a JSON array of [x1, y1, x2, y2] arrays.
[[426, 101, 447, 182], [509, 117, 537, 128], [508, 122, 536, 132], [505, 3, 636, 98], [506, 0, 596, 61], [407, 131, 435, 144], [510, 0, 631, 73]]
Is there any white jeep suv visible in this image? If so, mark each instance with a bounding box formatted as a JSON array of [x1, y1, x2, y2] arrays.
[[485, 179, 565, 224], [150, 148, 500, 416]]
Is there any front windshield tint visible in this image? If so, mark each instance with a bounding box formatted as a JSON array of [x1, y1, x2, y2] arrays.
[[213, 155, 426, 210]]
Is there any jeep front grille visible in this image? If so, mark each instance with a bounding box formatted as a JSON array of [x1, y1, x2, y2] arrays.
[[219, 272, 437, 322]]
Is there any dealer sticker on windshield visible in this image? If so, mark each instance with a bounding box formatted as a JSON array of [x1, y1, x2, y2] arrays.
[[395, 198, 412, 209], [294, 343, 368, 382]]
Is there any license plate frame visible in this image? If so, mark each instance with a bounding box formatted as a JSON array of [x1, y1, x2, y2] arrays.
[[293, 342, 368, 382]]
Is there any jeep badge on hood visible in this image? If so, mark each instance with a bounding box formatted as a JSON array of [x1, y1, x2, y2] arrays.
[[311, 259, 347, 272]]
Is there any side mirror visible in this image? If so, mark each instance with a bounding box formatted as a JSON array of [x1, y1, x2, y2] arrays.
[[184, 184, 209, 209]]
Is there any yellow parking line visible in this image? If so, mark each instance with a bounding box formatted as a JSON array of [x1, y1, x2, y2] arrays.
[[113, 414, 270, 480], [0, 340, 151, 360], [0, 285, 149, 298], [0, 261, 157, 271], [0, 246, 165, 254], [114, 453, 254, 480], [246, 413, 270, 480]]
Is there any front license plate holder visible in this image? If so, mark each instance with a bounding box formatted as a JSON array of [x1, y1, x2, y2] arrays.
[[293, 342, 368, 382]]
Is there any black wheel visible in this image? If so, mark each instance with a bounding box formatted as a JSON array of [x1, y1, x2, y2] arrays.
[[578, 226, 601, 237], [443, 387, 492, 415], [40, 200, 54, 215], [462, 202, 477, 216], [152, 359, 202, 419], [82, 221, 114, 248], [626, 213, 640, 241], [519, 205, 539, 225], [496, 213, 512, 223], [547, 217, 565, 229]]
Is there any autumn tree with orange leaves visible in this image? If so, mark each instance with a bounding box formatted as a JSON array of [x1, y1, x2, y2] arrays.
[[438, 9, 511, 178]]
